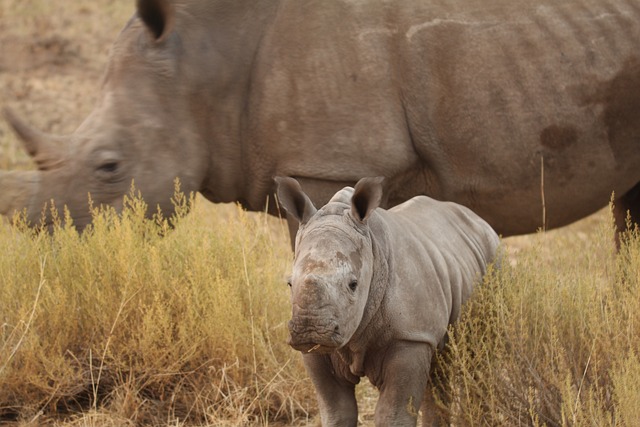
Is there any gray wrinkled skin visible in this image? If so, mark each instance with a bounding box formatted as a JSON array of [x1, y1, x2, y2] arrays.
[[2, 0, 640, 241], [277, 177, 500, 427]]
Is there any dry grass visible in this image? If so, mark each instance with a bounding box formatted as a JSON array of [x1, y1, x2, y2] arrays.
[[1, 195, 638, 427], [0, 188, 317, 426]]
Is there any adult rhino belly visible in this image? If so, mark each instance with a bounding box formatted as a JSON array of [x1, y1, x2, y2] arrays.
[[403, 0, 640, 235]]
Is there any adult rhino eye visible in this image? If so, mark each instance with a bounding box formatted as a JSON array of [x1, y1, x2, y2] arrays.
[[96, 161, 122, 182], [348, 280, 358, 292], [97, 161, 119, 173], [94, 150, 124, 182]]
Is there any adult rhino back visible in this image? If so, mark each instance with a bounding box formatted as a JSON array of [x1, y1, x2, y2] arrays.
[[1, 0, 639, 242], [398, 0, 640, 235]]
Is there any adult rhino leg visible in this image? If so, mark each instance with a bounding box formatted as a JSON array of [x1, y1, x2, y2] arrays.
[[613, 182, 640, 249]]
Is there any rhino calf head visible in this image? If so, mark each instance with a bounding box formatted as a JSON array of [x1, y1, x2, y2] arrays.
[[276, 176, 383, 354]]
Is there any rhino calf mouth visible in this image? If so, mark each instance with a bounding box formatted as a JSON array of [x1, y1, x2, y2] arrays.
[[287, 318, 343, 353]]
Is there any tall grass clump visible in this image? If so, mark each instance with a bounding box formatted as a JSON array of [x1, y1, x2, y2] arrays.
[[0, 186, 315, 425], [437, 210, 640, 426]]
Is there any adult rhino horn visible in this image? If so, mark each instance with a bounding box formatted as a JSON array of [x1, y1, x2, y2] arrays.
[[0, 170, 39, 218], [3, 107, 66, 170]]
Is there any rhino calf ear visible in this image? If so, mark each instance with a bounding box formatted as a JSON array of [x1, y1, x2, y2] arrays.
[[351, 177, 385, 223], [136, 0, 175, 42], [275, 177, 317, 225]]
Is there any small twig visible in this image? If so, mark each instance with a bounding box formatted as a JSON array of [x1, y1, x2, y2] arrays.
[[92, 288, 139, 410], [572, 341, 595, 423], [240, 243, 261, 416], [540, 155, 546, 232], [243, 358, 293, 419]]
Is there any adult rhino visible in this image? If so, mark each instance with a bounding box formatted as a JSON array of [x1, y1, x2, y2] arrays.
[[276, 176, 500, 426], [2, 0, 640, 241]]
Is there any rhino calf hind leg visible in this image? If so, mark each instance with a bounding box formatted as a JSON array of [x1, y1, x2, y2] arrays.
[[374, 343, 433, 427], [614, 182, 640, 249]]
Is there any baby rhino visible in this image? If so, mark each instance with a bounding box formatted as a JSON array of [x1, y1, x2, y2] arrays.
[[275, 176, 500, 426]]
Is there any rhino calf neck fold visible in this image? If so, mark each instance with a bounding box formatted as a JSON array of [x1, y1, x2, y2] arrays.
[[276, 176, 500, 427]]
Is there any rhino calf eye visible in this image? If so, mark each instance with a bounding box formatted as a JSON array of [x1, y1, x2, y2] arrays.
[[348, 280, 358, 292]]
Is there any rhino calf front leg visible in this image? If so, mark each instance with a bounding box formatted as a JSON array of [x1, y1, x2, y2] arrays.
[[303, 353, 358, 427], [374, 342, 433, 427]]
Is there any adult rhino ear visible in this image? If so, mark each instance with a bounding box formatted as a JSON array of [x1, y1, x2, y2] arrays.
[[350, 177, 385, 223], [136, 0, 175, 42], [275, 177, 317, 225]]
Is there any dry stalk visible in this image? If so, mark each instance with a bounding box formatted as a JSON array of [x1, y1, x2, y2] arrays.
[[91, 288, 140, 410], [541, 155, 546, 232], [0, 256, 47, 375], [572, 340, 595, 424]]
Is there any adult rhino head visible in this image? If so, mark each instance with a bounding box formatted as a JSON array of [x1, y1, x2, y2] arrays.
[[1, 0, 278, 230]]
